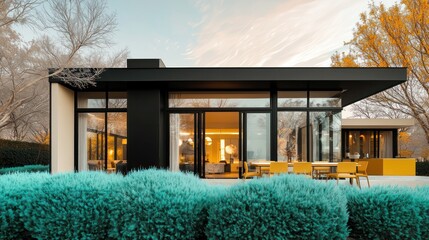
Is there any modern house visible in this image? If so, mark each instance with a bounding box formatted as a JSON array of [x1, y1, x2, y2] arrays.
[[50, 59, 407, 178]]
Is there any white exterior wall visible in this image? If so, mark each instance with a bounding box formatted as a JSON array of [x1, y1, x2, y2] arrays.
[[51, 83, 75, 173]]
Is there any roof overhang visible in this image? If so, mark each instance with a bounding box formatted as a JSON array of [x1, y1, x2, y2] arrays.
[[342, 118, 414, 129], [50, 67, 407, 107]]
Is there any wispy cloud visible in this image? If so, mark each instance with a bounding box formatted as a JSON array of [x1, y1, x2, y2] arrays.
[[187, 0, 394, 67]]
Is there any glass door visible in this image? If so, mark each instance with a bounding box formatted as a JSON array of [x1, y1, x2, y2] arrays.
[[204, 112, 240, 179]]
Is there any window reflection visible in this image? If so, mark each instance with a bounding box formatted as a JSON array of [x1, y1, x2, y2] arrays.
[[277, 112, 307, 161], [108, 92, 127, 108], [169, 92, 270, 108], [310, 91, 341, 107], [77, 92, 106, 108], [278, 91, 307, 108], [310, 112, 341, 162]]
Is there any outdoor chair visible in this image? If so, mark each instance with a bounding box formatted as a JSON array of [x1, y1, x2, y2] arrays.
[[269, 162, 288, 176], [243, 161, 260, 180], [355, 160, 370, 187], [292, 162, 312, 178], [313, 161, 331, 179], [327, 162, 361, 188]]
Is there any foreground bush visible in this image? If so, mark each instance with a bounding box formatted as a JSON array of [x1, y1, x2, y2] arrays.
[[0, 139, 49, 168], [206, 174, 349, 240], [0, 173, 50, 239], [413, 186, 429, 240], [110, 169, 220, 239], [342, 186, 422, 240], [20, 172, 124, 239]]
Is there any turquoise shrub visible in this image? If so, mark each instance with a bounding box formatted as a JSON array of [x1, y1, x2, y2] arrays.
[[109, 169, 220, 239], [205, 174, 349, 240], [342, 186, 421, 240], [0, 172, 50, 239], [20, 172, 124, 239], [414, 186, 429, 240], [0, 165, 49, 175]]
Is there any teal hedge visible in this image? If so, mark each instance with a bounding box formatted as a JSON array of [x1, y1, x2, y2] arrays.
[[1, 169, 429, 239], [205, 175, 349, 239], [0, 165, 49, 175], [341, 185, 429, 240]]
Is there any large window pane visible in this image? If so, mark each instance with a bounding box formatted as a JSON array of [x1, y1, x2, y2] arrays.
[[169, 92, 270, 108], [108, 92, 127, 108], [78, 113, 105, 171], [347, 131, 376, 159], [278, 91, 307, 108], [77, 92, 106, 108], [247, 113, 270, 160], [278, 112, 307, 161], [310, 91, 341, 107], [310, 112, 341, 162], [170, 114, 195, 172], [380, 131, 393, 158], [107, 113, 127, 173]]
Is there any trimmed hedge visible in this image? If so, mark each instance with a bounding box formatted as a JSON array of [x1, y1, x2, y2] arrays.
[[21, 172, 124, 239], [342, 186, 425, 240], [0, 172, 50, 239], [110, 169, 219, 239], [0, 165, 49, 175], [2, 170, 429, 239], [416, 161, 429, 176], [0, 139, 49, 168], [205, 174, 349, 239]]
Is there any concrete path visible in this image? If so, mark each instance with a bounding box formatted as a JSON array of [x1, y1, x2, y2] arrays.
[[203, 176, 429, 187]]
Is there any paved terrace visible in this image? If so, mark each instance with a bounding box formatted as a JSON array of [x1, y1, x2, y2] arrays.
[[203, 176, 429, 187]]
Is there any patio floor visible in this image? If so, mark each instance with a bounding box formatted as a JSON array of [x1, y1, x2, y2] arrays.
[[203, 176, 429, 187]]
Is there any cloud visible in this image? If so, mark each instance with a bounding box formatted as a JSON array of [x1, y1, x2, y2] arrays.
[[186, 0, 395, 67]]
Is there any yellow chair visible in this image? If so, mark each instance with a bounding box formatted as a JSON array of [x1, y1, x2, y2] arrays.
[[313, 161, 331, 179], [269, 162, 288, 176], [327, 162, 361, 188], [356, 160, 370, 187], [243, 161, 260, 180], [293, 162, 313, 178]]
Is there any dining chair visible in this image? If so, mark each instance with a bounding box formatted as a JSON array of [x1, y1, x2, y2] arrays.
[[327, 162, 361, 188], [355, 160, 370, 187], [269, 162, 288, 176], [292, 162, 312, 178], [243, 161, 260, 180], [313, 161, 331, 179]]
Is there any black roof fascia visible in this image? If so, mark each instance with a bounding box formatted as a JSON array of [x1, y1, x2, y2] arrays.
[[49, 67, 407, 107]]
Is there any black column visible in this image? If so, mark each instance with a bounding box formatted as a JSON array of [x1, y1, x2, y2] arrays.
[[127, 87, 164, 170]]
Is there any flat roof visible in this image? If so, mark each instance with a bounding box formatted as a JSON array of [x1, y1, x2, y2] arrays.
[[342, 118, 414, 129], [50, 66, 407, 107]]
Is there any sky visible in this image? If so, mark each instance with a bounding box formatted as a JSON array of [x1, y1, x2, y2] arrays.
[[107, 0, 397, 67]]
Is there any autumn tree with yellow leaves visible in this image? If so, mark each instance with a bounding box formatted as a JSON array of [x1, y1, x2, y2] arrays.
[[332, 0, 429, 144]]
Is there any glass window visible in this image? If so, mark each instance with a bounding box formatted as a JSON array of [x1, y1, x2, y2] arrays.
[[309, 91, 341, 107], [277, 112, 307, 162], [278, 91, 307, 108], [169, 114, 195, 173], [310, 112, 341, 162], [78, 113, 105, 171], [77, 92, 106, 108], [347, 131, 376, 159], [380, 131, 393, 158], [107, 113, 127, 172], [246, 113, 270, 160], [108, 92, 127, 108], [168, 92, 270, 108]]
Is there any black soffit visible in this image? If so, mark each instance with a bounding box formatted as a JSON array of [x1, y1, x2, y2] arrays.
[[51, 67, 407, 107]]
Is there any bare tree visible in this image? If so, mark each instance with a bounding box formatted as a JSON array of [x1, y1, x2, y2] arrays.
[[331, 0, 429, 144], [0, 0, 127, 138]]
